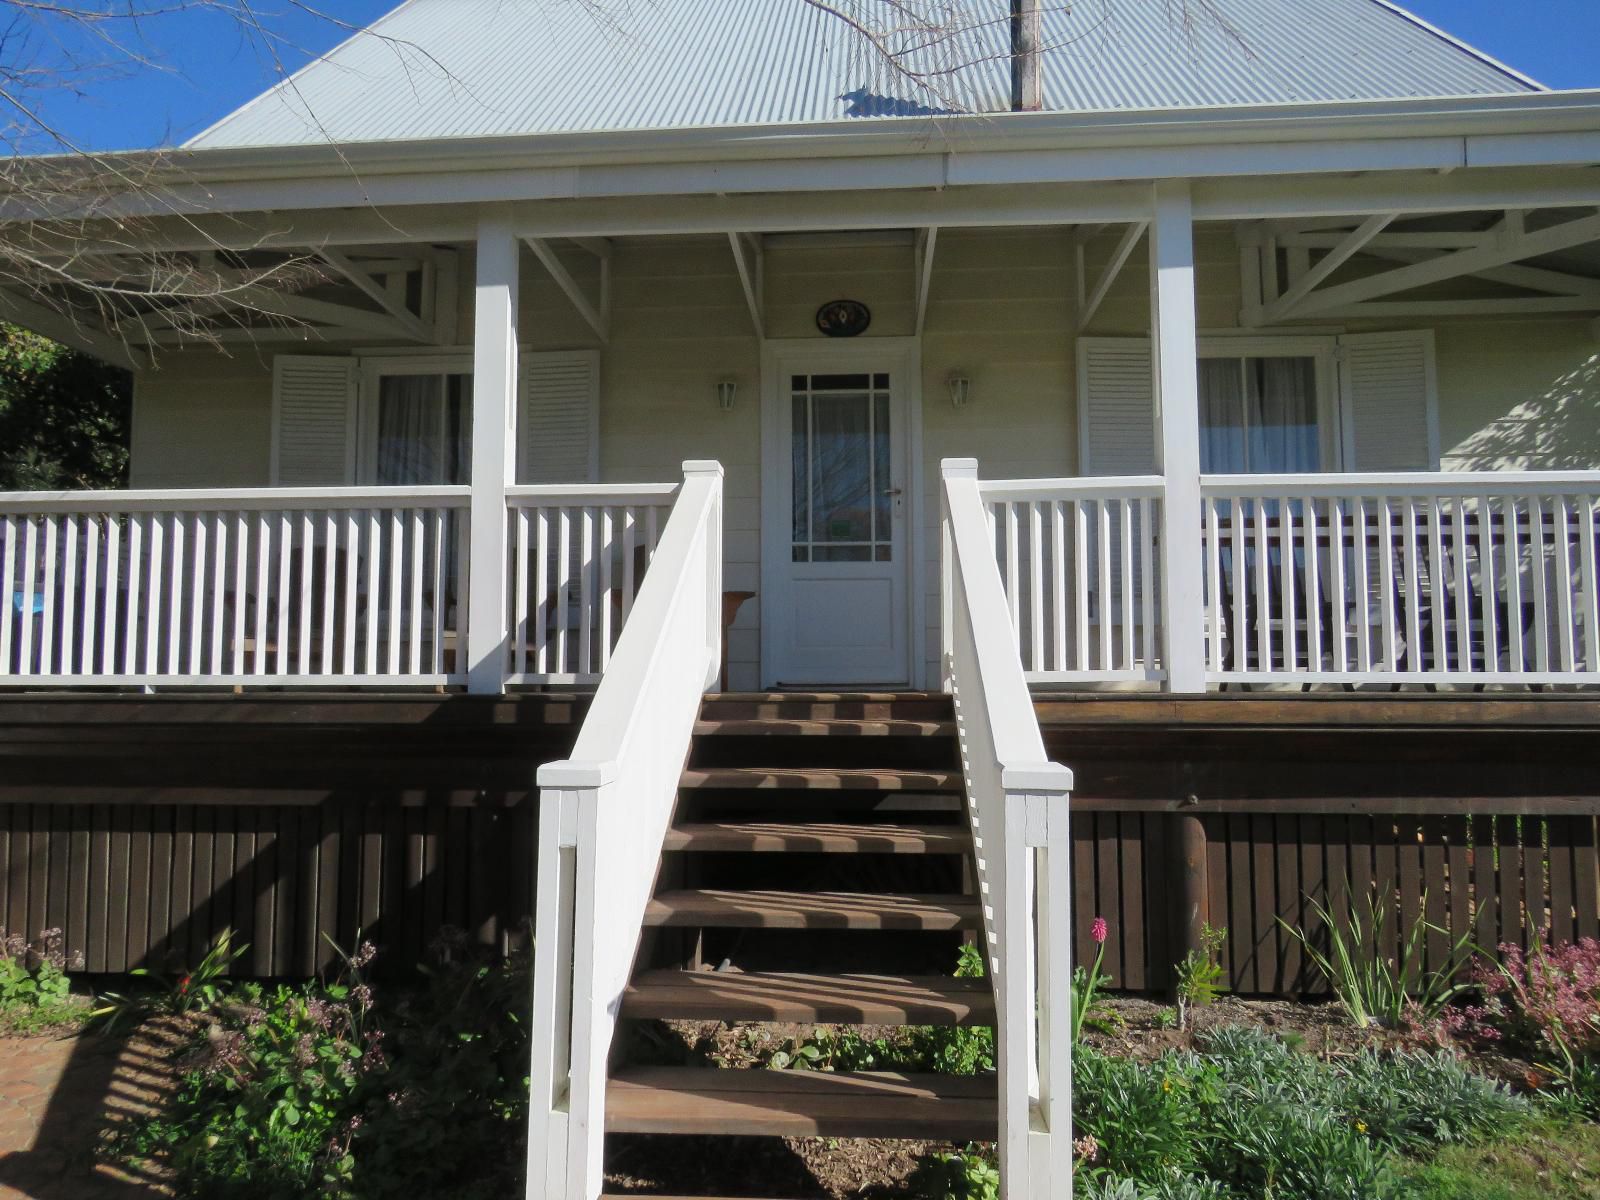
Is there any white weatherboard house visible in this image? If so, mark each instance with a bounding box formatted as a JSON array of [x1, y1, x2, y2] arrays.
[[4, 1, 1600, 1197]]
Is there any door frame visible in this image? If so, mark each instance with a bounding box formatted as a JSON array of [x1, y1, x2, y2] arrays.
[[759, 336, 926, 690]]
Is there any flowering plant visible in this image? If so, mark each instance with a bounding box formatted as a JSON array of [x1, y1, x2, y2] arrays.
[[1072, 915, 1115, 1043], [1455, 936, 1600, 1096]]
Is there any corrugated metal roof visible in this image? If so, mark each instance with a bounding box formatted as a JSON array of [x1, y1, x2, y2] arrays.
[[189, 0, 1540, 150]]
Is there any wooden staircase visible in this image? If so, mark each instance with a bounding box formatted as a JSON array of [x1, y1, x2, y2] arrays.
[[602, 691, 998, 1191]]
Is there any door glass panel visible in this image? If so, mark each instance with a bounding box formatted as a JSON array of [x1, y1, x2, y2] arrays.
[[790, 372, 893, 565]]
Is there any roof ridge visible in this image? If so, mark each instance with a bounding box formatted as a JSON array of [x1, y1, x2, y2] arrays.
[[1363, 0, 1546, 92], [182, 0, 427, 149]]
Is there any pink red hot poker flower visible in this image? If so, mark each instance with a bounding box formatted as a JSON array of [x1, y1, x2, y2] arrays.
[[1091, 916, 1109, 945]]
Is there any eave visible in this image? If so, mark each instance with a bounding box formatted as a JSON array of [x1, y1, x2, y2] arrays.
[[7, 90, 1600, 225]]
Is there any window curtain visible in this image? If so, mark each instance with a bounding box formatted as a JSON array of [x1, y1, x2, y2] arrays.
[[376, 375, 443, 485], [1248, 357, 1319, 474], [1198, 358, 1246, 474], [1198, 355, 1319, 474]]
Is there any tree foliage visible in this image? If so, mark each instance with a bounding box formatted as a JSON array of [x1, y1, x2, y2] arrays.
[[0, 323, 129, 490]]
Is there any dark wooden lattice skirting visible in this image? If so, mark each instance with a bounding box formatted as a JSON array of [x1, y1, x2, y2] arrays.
[[0, 692, 1596, 992]]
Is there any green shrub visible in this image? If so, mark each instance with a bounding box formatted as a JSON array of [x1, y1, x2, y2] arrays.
[[1073, 1047, 1215, 1179], [116, 931, 533, 1200], [0, 928, 84, 1033], [1174, 924, 1227, 1030], [1073, 1027, 1529, 1200], [907, 1146, 1000, 1200]]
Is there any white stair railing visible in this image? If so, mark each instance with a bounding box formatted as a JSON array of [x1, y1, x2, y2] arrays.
[[526, 461, 723, 1200], [940, 459, 1074, 1200]]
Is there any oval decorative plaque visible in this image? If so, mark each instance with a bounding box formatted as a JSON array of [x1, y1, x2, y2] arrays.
[[815, 299, 871, 338]]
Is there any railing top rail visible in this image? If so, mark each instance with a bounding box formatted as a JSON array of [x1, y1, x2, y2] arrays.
[[979, 475, 1166, 500], [0, 485, 473, 513], [506, 483, 679, 504], [1202, 470, 1600, 497]]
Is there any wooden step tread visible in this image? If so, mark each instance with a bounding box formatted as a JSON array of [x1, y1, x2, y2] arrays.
[[714, 692, 947, 702], [694, 719, 956, 737], [623, 970, 996, 1024], [664, 820, 969, 854], [644, 889, 981, 930], [680, 766, 963, 792], [606, 1065, 998, 1139]]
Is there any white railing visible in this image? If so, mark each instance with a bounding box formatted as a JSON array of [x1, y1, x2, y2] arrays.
[[526, 461, 723, 1200], [506, 485, 677, 685], [980, 477, 1166, 685], [1199, 472, 1600, 687], [941, 460, 1074, 1200], [0, 487, 470, 686]]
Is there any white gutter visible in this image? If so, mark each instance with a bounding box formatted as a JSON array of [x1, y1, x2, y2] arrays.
[[155, 91, 1600, 178], [8, 90, 1600, 223]]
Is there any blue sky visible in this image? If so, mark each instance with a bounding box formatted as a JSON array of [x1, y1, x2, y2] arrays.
[[25, 0, 1600, 152]]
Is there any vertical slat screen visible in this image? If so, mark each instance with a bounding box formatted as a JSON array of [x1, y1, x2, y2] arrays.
[[1199, 475, 1600, 687], [980, 481, 1165, 684], [0, 492, 470, 684], [504, 490, 676, 684]]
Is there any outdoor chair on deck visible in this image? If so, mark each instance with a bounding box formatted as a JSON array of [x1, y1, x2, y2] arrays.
[[1218, 536, 1357, 690]]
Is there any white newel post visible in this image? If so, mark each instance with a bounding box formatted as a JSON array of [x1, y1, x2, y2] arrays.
[[467, 212, 520, 693], [1150, 180, 1206, 694], [686, 460, 726, 691]]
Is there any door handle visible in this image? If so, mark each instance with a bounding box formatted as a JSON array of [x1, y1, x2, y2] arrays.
[[882, 487, 904, 497]]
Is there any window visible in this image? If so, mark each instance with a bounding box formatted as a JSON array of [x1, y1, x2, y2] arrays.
[[361, 360, 473, 486], [1197, 340, 1336, 474], [789, 372, 894, 563]]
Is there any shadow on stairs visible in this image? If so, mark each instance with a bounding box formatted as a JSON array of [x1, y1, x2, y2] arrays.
[[601, 691, 998, 1198]]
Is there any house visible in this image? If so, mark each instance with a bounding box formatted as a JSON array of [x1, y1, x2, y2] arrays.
[[1, 2, 1599, 1197]]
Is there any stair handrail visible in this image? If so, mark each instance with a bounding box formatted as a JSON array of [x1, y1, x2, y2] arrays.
[[526, 460, 724, 1200], [940, 458, 1075, 1200]]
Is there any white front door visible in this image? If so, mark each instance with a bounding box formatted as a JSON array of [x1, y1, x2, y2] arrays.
[[762, 343, 914, 687]]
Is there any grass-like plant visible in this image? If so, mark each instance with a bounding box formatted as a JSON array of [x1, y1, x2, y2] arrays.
[[93, 926, 248, 1030], [1279, 887, 1474, 1029]]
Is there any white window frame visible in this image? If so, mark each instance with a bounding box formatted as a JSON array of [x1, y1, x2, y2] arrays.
[[1196, 335, 1342, 472], [356, 353, 474, 485]]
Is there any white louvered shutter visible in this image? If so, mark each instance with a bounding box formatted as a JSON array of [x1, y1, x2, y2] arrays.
[[519, 350, 600, 483], [1078, 338, 1155, 475], [1338, 331, 1439, 471], [1077, 338, 1156, 656], [271, 356, 357, 485]]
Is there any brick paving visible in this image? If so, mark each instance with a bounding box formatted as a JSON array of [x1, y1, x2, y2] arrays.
[[0, 1023, 181, 1199]]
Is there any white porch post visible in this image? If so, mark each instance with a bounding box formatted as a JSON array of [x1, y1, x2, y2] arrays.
[[467, 211, 520, 694], [1150, 180, 1207, 694]]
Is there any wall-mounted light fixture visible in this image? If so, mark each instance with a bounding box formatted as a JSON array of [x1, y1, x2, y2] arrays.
[[947, 372, 972, 409], [716, 379, 738, 411]]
